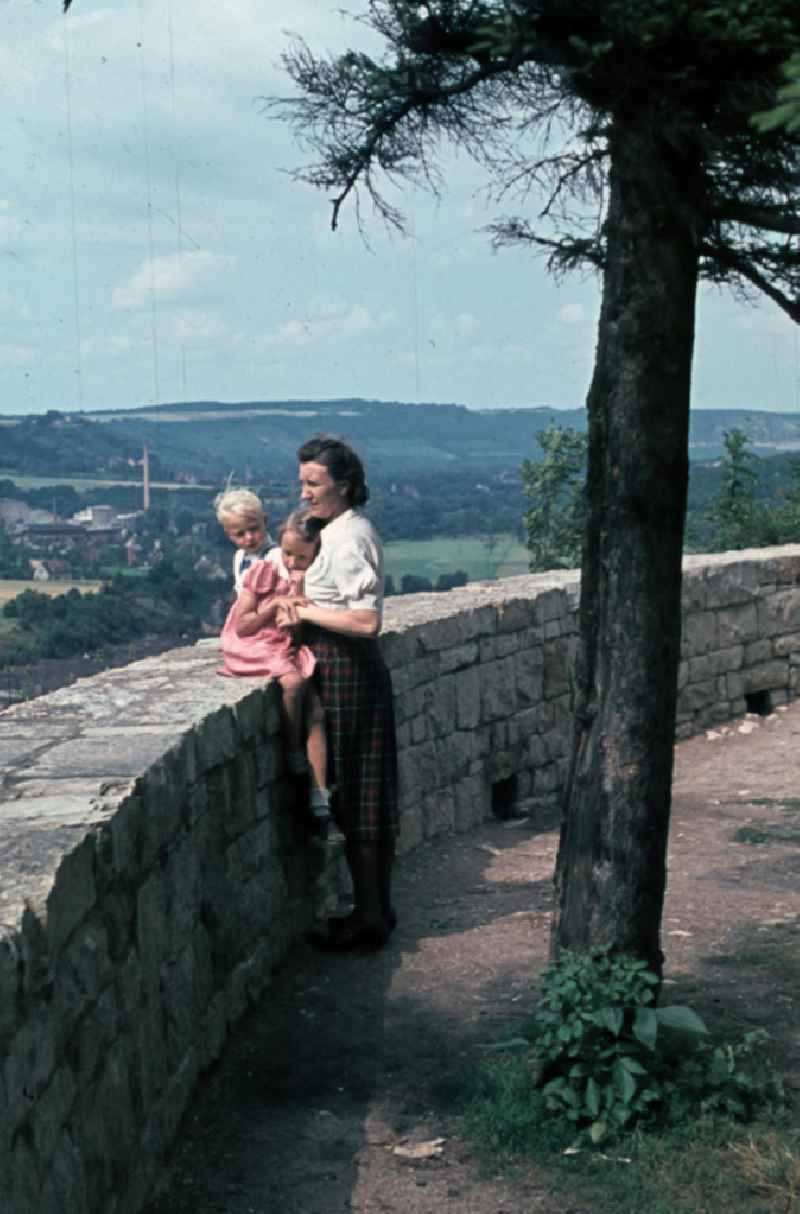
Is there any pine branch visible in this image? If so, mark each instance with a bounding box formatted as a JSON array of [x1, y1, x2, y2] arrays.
[[712, 203, 800, 236], [703, 239, 800, 323]]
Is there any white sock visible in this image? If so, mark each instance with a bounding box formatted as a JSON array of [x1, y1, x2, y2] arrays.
[[310, 788, 331, 819]]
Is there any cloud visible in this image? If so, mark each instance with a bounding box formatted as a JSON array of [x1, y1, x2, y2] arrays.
[[169, 309, 230, 343], [112, 250, 236, 310], [0, 290, 30, 320], [80, 334, 136, 359], [0, 344, 35, 367], [428, 311, 481, 345], [259, 296, 397, 348]]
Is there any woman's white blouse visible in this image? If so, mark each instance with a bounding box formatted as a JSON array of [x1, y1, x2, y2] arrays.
[[303, 509, 384, 623]]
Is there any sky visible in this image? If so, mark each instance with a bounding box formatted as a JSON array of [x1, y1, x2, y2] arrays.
[[2, 0, 798, 418]]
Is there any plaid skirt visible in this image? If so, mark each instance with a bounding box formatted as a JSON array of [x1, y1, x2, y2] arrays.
[[304, 623, 398, 842]]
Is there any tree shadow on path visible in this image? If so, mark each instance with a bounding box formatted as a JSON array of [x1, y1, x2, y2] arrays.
[[142, 818, 563, 1214]]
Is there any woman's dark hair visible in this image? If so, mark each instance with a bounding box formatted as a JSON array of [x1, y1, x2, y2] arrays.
[[297, 435, 369, 507], [277, 507, 323, 547]]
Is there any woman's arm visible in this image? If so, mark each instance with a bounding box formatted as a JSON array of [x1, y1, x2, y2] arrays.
[[278, 599, 379, 639]]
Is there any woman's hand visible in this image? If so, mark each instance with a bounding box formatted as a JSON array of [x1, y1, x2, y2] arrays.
[[275, 600, 302, 629]]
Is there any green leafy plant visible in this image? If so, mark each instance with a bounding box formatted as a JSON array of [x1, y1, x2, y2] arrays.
[[521, 425, 588, 573], [523, 949, 783, 1143]]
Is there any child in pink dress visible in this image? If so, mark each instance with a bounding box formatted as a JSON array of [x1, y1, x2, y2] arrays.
[[219, 509, 333, 833]]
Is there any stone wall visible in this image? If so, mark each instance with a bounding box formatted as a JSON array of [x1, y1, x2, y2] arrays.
[[1, 546, 799, 1214]]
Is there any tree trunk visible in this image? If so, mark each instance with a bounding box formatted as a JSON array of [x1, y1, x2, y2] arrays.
[[552, 115, 703, 974]]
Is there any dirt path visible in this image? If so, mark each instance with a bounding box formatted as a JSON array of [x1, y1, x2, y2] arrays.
[[143, 701, 800, 1214]]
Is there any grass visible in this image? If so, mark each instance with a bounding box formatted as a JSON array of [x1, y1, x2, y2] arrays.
[[461, 1055, 799, 1214], [0, 578, 102, 607], [384, 534, 530, 583], [736, 825, 800, 845]]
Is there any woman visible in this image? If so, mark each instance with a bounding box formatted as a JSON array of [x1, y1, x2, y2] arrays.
[[278, 436, 398, 951]]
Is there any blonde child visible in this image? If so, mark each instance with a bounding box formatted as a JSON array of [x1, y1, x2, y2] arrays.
[[214, 488, 273, 593], [218, 507, 333, 834]]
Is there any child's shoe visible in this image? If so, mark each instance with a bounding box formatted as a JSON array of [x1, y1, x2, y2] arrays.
[[309, 788, 345, 844]]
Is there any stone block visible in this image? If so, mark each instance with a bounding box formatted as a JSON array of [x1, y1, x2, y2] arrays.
[[516, 646, 544, 707], [380, 627, 422, 669], [395, 720, 412, 749], [39, 1128, 89, 1214], [438, 641, 479, 673], [543, 638, 572, 700], [193, 706, 238, 773], [437, 730, 476, 779], [455, 666, 482, 731], [32, 1064, 77, 1167], [743, 638, 773, 665], [496, 598, 535, 633], [481, 657, 517, 722], [717, 602, 758, 647], [677, 679, 716, 713], [422, 789, 455, 839], [56, 919, 113, 1032], [4, 1018, 56, 1134], [422, 674, 456, 739], [535, 588, 570, 625], [681, 570, 706, 612], [534, 762, 561, 794], [409, 713, 428, 745], [397, 806, 423, 852], [402, 655, 441, 693], [197, 991, 227, 1071], [773, 631, 800, 657], [72, 984, 120, 1092], [758, 589, 800, 638], [726, 670, 745, 701], [461, 603, 500, 640], [0, 934, 20, 1040], [496, 631, 521, 658], [46, 835, 97, 955], [703, 560, 761, 608], [416, 615, 466, 652], [10, 1132, 40, 1214], [681, 611, 718, 657], [479, 636, 497, 663], [137, 763, 186, 866], [454, 775, 485, 832], [136, 873, 168, 988], [744, 660, 790, 693], [398, 741, 439, 802], [232, 687, 274, 742]]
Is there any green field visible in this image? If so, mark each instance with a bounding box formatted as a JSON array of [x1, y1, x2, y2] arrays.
[[384, 534, 529, 584], [0, 578, 102, 607], [0, 471, 212, 492]]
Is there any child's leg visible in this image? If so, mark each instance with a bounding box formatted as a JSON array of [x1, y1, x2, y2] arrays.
[[305, 686, 328, 795], [279, 672, 306, 758]]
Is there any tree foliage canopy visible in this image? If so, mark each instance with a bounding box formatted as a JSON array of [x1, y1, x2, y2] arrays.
[[273, 0, 799, 320]]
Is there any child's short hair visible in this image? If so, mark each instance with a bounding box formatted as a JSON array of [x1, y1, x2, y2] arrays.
[[214, 488, 266, 527], [277, 507, 323, 547]]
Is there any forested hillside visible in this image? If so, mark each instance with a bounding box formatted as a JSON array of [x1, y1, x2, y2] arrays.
[[3, 399, 800, 484]]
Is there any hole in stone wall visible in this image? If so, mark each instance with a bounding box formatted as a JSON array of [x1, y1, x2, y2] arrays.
[[491, 775, 517, 819], [745, 690, 773, 717]]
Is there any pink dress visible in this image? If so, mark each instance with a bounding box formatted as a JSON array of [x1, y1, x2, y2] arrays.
[[219, 556, 316, 679]]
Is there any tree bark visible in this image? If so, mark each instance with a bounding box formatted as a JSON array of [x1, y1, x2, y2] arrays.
[[552, 115, 702, 974]]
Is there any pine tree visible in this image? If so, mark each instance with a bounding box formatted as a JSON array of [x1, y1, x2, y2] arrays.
[[273, 1, 800, 969]]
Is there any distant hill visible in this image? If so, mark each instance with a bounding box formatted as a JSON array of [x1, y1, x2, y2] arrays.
[[2, 399, 800, 484]]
